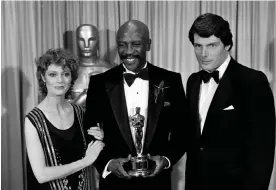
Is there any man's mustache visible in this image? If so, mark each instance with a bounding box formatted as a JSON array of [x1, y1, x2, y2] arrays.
[[120, 54, 140, 59]]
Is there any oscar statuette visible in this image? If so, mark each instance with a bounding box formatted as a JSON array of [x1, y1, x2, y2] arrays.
[[128, 107, 150, 177]]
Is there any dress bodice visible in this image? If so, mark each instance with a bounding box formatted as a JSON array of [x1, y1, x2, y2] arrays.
[[25, 104, 91, 190]]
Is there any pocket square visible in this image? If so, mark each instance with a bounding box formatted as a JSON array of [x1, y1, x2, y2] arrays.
[[223, 105, 234, 110], [164, 101, 170, 107]]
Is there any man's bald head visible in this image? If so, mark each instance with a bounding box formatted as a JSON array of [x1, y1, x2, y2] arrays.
[[116, 20, 151, 73], [117, 20, 150, 42]]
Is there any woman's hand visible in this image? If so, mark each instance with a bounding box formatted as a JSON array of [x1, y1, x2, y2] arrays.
[[87, 124, 104, 140], [83, 140, 105, 166]]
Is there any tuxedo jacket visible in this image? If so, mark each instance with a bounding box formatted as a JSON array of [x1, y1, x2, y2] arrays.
[[84, 63, 190, 190], [185, 58, 275, 190]]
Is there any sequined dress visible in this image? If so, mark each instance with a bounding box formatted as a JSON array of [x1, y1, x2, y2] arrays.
[[25, 104, 92, 190]]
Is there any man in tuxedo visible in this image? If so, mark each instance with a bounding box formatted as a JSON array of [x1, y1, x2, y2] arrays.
[[84, 20, 190, 190], [185, 13, 275, 190]]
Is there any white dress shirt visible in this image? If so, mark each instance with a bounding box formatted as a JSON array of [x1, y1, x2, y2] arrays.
[[102, 63, 171, 178], [123, 64, 149, 152], [102, 63, 149, 178], [199, 54, 230, 133], [123, 63, 170, 168]]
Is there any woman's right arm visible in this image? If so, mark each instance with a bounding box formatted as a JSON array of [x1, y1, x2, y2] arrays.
[[24, 117, 104, 184]]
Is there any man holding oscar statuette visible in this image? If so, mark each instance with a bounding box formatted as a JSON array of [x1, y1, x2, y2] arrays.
[[83, 20, 191, 190]]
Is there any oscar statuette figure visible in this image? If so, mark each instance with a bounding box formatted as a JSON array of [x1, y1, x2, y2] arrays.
[[129, 107, 150, 177]]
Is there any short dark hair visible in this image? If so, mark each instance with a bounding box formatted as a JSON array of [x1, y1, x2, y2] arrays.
[[188, 13, 233, 51], [35, 48, 79, 99]]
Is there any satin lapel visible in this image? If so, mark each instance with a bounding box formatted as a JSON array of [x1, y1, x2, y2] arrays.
[[202, 62, 233, 134], [144, 64, 164, 153], [189, 74, 202, 137], [105, 66, 135, 153]]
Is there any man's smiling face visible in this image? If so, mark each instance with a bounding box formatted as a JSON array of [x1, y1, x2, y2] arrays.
[[117, 21, 150, 73]]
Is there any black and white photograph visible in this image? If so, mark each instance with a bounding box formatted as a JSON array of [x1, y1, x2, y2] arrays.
[[1, 1, 276, 190]]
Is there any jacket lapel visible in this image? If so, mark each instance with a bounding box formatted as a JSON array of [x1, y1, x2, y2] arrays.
[[202, 61, 234, 134], [105, 65, 135, 153], [144, 64, 165, 153], [189, 74, 202, 137]]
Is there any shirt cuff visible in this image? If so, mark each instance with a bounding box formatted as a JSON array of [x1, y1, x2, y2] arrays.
[[102, 159, 113, 178], [162, 156, 171, 169]]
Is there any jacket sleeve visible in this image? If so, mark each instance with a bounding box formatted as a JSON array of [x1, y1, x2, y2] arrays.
[[241, 71, 275, 189], [163, 73, 192, 166], [83, 75, 113, 174]]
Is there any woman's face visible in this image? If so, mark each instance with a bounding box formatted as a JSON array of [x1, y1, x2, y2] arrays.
[[43, 64, 72, 97]]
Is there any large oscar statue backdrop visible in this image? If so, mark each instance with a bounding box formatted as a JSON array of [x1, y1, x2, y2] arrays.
[[71, 24, 114, 190], [71, 24, 113, 108]]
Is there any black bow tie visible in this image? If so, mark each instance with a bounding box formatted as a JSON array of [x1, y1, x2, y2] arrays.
[[123, 68, 149, 86], [199, 70, 220, 84]]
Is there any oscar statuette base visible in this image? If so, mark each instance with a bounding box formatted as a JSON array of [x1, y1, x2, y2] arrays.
[[128, 155, 150, 177]]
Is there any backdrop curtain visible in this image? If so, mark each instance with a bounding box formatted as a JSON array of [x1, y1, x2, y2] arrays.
[[1, 1, 276, 190]]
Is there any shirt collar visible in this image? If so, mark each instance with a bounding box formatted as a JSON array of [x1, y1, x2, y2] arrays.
[[122, 62, 148, 74], [217, 54, 230, 79]]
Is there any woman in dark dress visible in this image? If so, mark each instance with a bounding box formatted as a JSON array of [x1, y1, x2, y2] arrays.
[[25, 48, 104, 190]]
